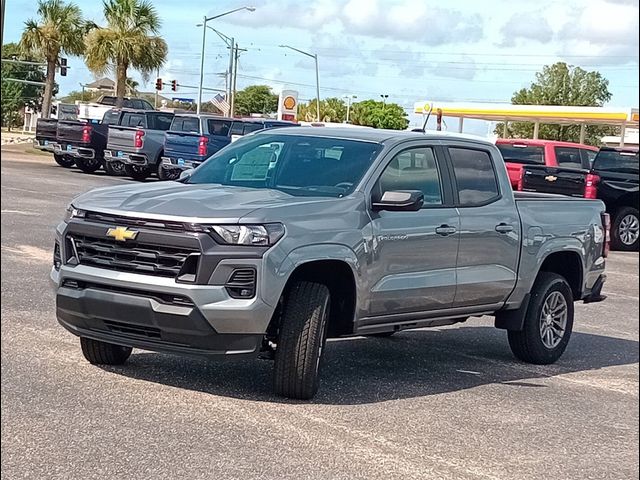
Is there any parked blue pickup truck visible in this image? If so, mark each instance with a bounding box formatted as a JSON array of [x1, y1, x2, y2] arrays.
[[160, 115, 296, 177]]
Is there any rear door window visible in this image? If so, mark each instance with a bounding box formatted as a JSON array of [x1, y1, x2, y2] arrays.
[[243, 123, 264, 134], [207, 119, 232, 137], [581, 149, 598, 166], [102, 110, 121, 125], [593, 150, 639, 174], [496, 144, 544, 165], [171, 116, 201, 133], [149, 113, 174, 131], [555, 147, 583, 169], [230, 121, 245, 136], [449, 147, 500, 206], [121, 112, 146, 128]]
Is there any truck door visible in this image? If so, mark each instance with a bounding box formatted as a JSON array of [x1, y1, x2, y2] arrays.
[[446, 145, 520, 308], [365, 144, 460, 317]]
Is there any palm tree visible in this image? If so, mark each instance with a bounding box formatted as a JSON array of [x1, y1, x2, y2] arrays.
[[85, 0, 167, 108], [19, 0, 86, 118]]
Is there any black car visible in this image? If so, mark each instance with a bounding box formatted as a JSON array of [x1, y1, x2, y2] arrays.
[[520, 146, 638, 250]]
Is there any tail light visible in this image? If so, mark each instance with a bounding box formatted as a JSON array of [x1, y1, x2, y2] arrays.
[[584, 173, 600, 199], [517, 168, 525, 191], [198, 136, 208, 156], [134, 129, 145, 148], [601, 212, 611, 258], [81, 124, 92, 143]]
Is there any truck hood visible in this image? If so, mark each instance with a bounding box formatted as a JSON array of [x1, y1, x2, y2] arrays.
[[72, 181, 344, 223]]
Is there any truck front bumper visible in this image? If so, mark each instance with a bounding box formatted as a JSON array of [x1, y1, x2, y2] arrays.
[[51, 264, 273, 357]]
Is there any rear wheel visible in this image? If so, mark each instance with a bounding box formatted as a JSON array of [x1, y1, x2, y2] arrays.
[[508, 272, 574, 365], [75, 157, 102, 174], [104, 160, 125, 176], [80, 337, 132, 365], [124, 164, 151, 181], [611, 207, 639, 251], [53, 153, 75, 168], [273, 281, 330, 400]]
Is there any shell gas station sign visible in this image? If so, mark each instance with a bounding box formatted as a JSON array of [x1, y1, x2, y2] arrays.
[[278, 90, 298, 122]]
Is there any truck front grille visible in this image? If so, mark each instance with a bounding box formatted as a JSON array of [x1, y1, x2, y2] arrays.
[[67, 234, 199, 278]]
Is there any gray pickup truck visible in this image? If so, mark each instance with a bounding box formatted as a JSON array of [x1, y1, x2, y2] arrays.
[[104, 110, 174, 180], [51, 128, 608, 399]]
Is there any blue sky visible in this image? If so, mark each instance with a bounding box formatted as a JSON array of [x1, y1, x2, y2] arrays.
[[3, 0, 639, 131]]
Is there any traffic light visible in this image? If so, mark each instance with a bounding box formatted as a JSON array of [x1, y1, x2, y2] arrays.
[[59, 58, 68, 77], [155, 78, 163, 90], [171, 80, 178, 92]]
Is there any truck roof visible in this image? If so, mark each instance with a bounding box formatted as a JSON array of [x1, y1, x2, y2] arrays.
[[255, 126, 495, 145], [496, 138, 598, 150]]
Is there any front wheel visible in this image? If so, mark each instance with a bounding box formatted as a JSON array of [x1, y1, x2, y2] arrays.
[[80, 337, 132, 365], [124, 164, 151, 181], [611, 207, 639, 251], [157, 163, 180, 181], [508, 272, 574, 365], [75, 157, 102, 174], [53, 153, 75, 168], [273, 281, 331, 400]]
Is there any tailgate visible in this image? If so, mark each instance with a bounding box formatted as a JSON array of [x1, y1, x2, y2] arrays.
[[35, 119, 58, 141], [107, 126, 137, 151], [56, 120, 86, 144], [521, 165, 588, 197], [163, 131, 202, 159]]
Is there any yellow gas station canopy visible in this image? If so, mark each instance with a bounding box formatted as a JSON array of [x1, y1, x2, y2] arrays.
[[413, 101, 639, 126]]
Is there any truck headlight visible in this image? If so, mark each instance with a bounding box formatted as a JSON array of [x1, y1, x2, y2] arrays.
[[64, 205, 85, 222], [209, 224, 285, 246]]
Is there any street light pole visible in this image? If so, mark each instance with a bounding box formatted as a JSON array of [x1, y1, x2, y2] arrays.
[[380, 94, 389, 109], [196, 6, 255, 115], [344, 94, 356, 123], [280, 45, 321, 122]]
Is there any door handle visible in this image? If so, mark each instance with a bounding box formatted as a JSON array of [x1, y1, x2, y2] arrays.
[[495, 223, 514, 234], [436, 225, 457, 236]]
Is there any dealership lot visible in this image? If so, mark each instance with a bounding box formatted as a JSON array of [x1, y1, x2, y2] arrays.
[[1, 149, 638, 480]]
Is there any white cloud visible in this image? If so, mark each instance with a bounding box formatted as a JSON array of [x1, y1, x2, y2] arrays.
[[222, 0, 483, 46], [499, 11, 554, 46]]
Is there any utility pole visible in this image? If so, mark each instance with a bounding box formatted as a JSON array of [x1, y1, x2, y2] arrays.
[[227, 37, 235, 116], [1, 0, 5, 48], [230, 44, 246, 118], [344, 94, 356, 123]]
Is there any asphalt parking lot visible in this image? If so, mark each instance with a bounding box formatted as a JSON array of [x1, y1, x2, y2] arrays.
[[1, 148, 638, 480]]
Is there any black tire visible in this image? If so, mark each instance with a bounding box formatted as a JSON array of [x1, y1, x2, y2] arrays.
[[273, 281, 331, 400], [157, 163, 180, 181], [53, 153, 75, 168], [508, 272, 574, 365], [80, 337, 132, 365], [611, 207, 639, 251], [75, 157, 102, 174], [104, 160, 126, 176], [124, 164, 151, 181]]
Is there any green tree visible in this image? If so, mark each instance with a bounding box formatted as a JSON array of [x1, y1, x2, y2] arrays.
[[60, 89, 102, 103], [496, 62, 614, 145], [19, 0, 86, 118], [234, 85, 278, 116], [298, 97, 347, 122], [351, 99, 408, 130], [85, 0, 167, 108], [1, 42, 51, 128]]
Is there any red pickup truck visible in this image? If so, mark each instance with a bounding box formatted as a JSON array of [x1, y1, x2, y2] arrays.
[[496, 139, 599, 189]]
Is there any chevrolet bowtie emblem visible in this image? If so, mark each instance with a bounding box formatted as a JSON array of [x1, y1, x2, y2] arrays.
[[545, 175, 558, 182], [106, 226, 138, 242]]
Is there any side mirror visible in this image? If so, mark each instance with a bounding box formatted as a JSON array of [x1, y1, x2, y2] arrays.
[[179, 168, 194, 181], [372, 190, 424, 212]]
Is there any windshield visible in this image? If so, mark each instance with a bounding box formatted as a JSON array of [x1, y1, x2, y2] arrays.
[[187, 134, 383, 197], [593, 150, 639, 174], [497, 144, 545, 165]]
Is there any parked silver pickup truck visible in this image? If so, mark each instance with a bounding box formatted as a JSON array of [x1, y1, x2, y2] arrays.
[[51, 128, 608, 399], [104, 110, 174, 180]]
